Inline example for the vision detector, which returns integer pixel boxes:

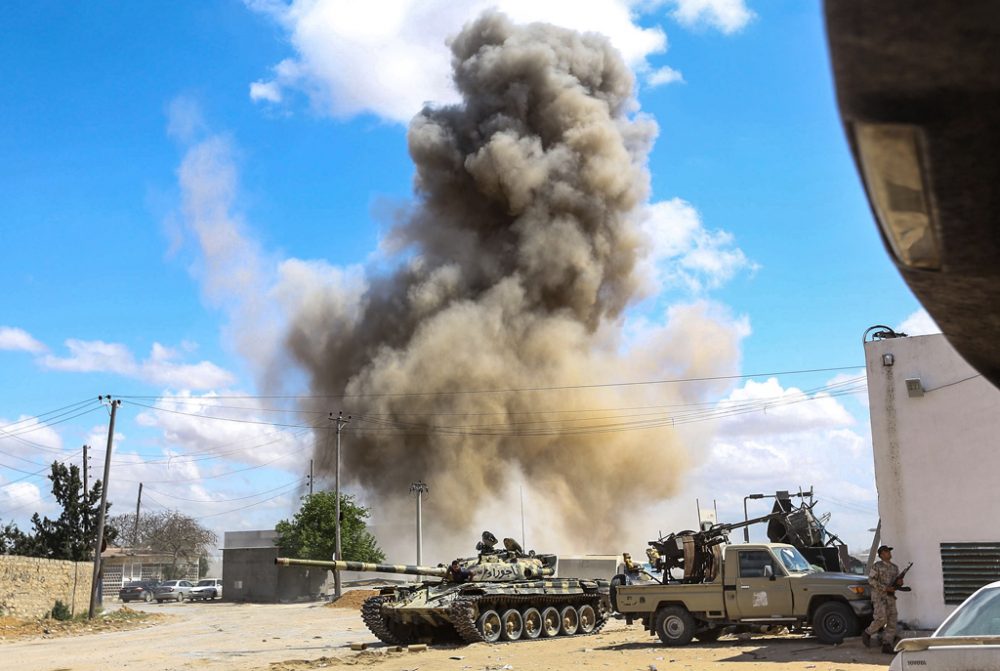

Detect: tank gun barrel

[275,557,448,577]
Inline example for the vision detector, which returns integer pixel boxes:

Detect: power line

[119,375,868,437]
[144,478,306,503]
[116,364,863,401]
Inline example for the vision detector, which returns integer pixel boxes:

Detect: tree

[275,492,384,563]
[1,462,112,560]
[0,521,33,555]
[108,510,217,577]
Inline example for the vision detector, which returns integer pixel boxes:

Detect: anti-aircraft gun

[625,512,787,585]
[763,490,859,573]
[276,532,611,645]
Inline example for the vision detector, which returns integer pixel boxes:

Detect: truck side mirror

[763,565,774,580]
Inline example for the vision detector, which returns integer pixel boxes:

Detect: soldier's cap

[877,545,893,553]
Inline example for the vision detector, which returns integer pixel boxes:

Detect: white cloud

[166,96,207,143]
[0,326,47,353]
[715,377,857,437]
[39,339,235,390]
[0,481,44,515]
[670,0,755,34]
[646,65,685,87]
[133,391,312,472]
[249,80,283,104]
[639,198,757,292]
[0,415,65,456]
[247,0,749,123]
[898,308,941,336]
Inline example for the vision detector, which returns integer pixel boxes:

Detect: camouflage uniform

[865,559,900,642]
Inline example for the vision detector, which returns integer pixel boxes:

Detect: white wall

[865,334,1000,628]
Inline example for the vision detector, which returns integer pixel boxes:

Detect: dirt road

[4,599,892,671]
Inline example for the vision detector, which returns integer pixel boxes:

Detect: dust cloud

[286,12,741,556]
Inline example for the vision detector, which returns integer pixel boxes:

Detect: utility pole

[132,483,143,552]
[410,481,429,564]
[331,412,350,598]
[89,396,120,619]
[308,459,314,496]
[82,444,89,493]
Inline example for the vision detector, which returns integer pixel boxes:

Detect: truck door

[731,549,794,619]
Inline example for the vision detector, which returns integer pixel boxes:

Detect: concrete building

[865,332,1000,629]
[222,530,327,603]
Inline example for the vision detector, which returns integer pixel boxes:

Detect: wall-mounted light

[853,123,941,271]
[905,378,924,398]
[882,353,895,367]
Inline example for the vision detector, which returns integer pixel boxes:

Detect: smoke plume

[286,13,740,553]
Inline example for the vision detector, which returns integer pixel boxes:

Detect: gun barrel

[274,557,448,577]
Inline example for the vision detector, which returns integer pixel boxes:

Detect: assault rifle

[893,562,914,592]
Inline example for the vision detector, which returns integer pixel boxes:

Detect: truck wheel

[655,606,696,646]
[609,574,626,611]
[813,601,857,644]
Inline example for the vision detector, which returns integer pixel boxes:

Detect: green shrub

[50,600,72,621]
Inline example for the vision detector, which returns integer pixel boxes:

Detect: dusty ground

[0,606,164,642]
[265,622,895,671]
[1,597,893,671]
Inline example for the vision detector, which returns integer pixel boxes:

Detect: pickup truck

[612,543,872,645]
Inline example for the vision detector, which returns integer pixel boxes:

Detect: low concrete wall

[556,555,620,580]
[0,555,93,618]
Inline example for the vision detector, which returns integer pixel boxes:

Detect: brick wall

[0,556,94,618]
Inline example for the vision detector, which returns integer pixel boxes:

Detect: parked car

[189,578,223,601]
[890,580,1000,670]
[119,580,160,603]
[153,580,194,602]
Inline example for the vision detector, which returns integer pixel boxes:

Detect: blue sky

[0,1,936,559]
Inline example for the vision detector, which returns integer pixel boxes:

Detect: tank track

[361,595,408,646]
[448,594,610,643]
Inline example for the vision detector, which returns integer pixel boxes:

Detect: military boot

[882,642,895,654]
[861,631,871,648]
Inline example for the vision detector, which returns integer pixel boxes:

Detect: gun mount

[645,512,786,584]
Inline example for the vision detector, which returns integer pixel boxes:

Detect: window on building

[940,542,1000,605]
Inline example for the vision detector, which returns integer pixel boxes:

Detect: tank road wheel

[476,609,503,643]
[577,604,597,634]
[500,609,524,641]
[813,601,857,644]
[540,606,561,637]
[521,608,543,639]
[655,606,696,646]
[559,606,579,636]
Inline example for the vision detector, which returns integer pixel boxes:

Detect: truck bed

[615,582,726,617]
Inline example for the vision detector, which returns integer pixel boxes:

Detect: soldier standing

[863,545,900,653]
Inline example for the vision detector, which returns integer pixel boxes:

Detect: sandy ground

[2,597,894,671]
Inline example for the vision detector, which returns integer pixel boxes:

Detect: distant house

[99,546,198,598]
[865,332,1000,628]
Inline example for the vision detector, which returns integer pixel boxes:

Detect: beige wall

[865,334,1000,629]
[0,555,94,618]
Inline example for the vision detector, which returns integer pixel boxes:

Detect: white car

[189,578,223,601]
[890,580,1000,670]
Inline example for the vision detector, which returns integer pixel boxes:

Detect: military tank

[275,532,611,644]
